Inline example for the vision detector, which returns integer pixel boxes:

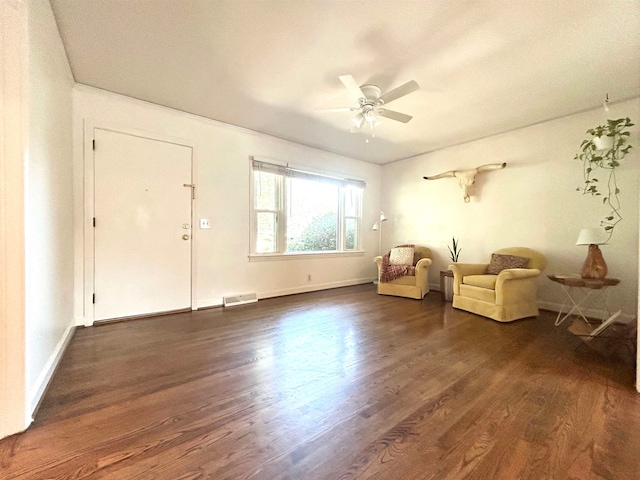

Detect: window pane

[345,218,358,250]
[256,212,277,253]
[286,178,338,252]
[344,187,360,217]
[255,171,277,210]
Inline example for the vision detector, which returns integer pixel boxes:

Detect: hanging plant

[575,117,634,240]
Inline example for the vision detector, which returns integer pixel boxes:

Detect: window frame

[249,157,365,260]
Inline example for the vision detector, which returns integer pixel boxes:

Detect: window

[251,158,364,256]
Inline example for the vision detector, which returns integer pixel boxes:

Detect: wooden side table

[547,275,621,327]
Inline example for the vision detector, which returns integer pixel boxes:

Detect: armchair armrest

[495,268,541,305]
[449,263,489,295]
[374,256,382,282]
[415,257,432,291]
[416,257,432,269]
[496,268,541,282]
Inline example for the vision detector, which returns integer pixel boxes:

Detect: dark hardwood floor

[1,284,638,479]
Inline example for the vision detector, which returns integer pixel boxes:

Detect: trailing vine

[575,117,634,241]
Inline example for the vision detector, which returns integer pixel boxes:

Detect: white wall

[382,98,640,318]
[25,0,74,411]
[24,0,75,415]
[73,86,382,322]
[0,0,75,438]
[0,0,29,438]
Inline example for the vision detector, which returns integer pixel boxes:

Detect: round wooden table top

[547,275,620,289]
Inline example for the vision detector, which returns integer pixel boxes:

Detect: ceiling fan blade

[339,75,366,102]
[379,80,420,105]
[378,109,413,123]
[317,107,357,113]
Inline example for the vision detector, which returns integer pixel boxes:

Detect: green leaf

[615,188,620,194]
[604,226,613,231]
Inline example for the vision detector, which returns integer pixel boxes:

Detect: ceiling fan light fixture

[364,109,381,128]
[326,75,420,133]
[351,112,365,129]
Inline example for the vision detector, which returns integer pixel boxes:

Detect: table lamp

[576,228,608,279]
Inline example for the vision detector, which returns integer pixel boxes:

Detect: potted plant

[440,237,461,302]
[448,236,461,262]
[575,117,634,240]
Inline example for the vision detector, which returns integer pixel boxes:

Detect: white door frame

[82,119,198,326]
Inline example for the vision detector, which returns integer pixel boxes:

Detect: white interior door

[94,129,193,321]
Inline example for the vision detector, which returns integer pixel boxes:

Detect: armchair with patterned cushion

[374,245,432,299]
[449,247,547,322]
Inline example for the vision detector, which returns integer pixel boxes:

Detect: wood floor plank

[1,284,637,479]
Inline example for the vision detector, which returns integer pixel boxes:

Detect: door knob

[182,234,190,240]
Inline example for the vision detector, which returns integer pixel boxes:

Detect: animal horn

[423,170,456,180]
[476,162,506,172]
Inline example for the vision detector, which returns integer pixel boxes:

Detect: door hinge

[92,293,95,304]
[92,139,95,151]
[93,217,96,227]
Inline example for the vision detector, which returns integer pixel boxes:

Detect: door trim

[82,119,197,326]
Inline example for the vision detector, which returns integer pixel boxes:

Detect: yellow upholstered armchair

[449,247,547,322]
[374,245,432,299]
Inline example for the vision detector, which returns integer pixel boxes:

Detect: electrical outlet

[307,274,311,282]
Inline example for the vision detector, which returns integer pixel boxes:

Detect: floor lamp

[372,211,388,256]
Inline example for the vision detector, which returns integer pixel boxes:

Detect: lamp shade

[351,113,365,129]
[372,222,379,231]
[379,211,387,222]
[576,228,608,246]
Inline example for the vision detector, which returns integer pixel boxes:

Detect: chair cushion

[463,274,498,290]
[390,246,415,266]
[486,254,528,274]
[460,284,496,303]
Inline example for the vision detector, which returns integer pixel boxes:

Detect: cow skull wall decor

[423,162,506,203]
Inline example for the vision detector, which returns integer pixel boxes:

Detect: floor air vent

[223,293,258,307]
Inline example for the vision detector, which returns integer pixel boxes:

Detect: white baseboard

[259,277,375,300]
[29,318,76,418]
[538,300,635,323]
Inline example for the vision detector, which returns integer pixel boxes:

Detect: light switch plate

[200,218,211,229]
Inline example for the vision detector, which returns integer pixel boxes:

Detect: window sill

[249,250,365,262]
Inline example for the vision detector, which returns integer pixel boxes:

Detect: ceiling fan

[322,75,420,134]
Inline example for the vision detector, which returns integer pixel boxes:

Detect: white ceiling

[50,0,640,164]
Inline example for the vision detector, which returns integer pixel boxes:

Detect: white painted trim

[28,319,76,416]
[82,120,197,326]
[538,300,635,324]
[249,250,365,262]
[258,277,375,299]
[82,118,94,326]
